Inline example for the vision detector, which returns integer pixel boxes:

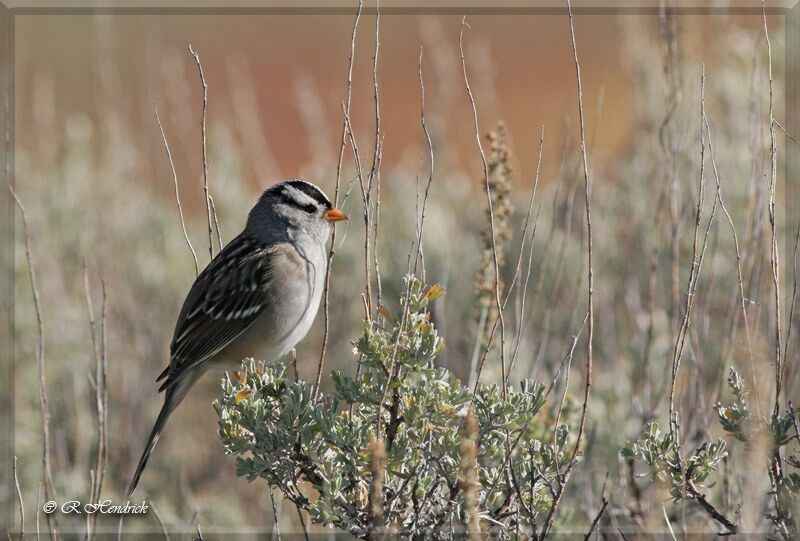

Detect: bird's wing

[158,234,290,391]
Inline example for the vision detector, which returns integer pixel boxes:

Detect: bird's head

[248,179,348,242]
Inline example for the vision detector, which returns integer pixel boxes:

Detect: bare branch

[154,102,199,276]
[506,125,545,380]
[541,1,594,534]
[295,505,310,541]
[702,109,764,419]
[370,0,383,313]
[9,185,57,538]
[761,0,782,418]
[585,497,608,540]
[83,262,108,539]
[413,46,435,280]
[774,120,800,146]
[460,16,507,393]
[686,482,738,535]
[762,3,792,535]
[188,44,216,260]
[209,195,223,250]
[668,68,708,440]
[314,0,362,402]
[13,456,24,540]
[783,222,800,383]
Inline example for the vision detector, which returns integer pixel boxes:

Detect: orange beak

[324,207,349,223]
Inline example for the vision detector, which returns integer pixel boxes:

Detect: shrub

[215,276,575,538]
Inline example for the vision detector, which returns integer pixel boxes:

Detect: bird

[127,179,348,495]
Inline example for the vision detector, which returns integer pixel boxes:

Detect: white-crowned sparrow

[127,179,347,495]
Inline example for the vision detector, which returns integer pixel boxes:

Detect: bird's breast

[211,243,326,369]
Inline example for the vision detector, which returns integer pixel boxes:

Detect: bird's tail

[127,373,199,496]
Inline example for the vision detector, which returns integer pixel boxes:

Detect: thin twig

[149,500,170,541]
[686,483,738,534]
[762,3,791,535]
[343,105,373,324]
[369,0,383,313]
[482,316,586,504]
[209,196,223,250]
[666,71,725,524]
[269,488,282,540]
[460,16,507,394]
[9,185,57,539]
[668,68,707,445]
[13,456,24,540]
[584,497,608,540]
[761,0,782,419]
[83,263,108,540]
[782,222,800,386]
[507,125,545,379]
[413,46,435,279]
[541,2,594,534]
[188,44,215,260]
[703,109,764,420]
[314,0,362,402]
[36,482,41,541]
[154,102,198,275]
[774,120,800,146]
[295,505,310,541]
[662,505,677,541]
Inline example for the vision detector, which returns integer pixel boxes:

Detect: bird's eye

[299,203,317,214]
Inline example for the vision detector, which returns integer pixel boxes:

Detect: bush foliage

[216,276,576,537]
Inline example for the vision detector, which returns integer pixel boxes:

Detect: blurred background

[8,3,795,535]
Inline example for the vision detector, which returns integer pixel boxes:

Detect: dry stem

[188,44,216,260]
[460,16,507,393]
[413,46,435,279]
[702,107,764,419]
[506,125,545,380]
[9,184,57,538]
[83,263,108,540]
[314,0,362,402]
[13,455,24,539]
[540,2,594,534]
[154,102,198,276]
[369,0,383,312]
[761,0,782,420]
